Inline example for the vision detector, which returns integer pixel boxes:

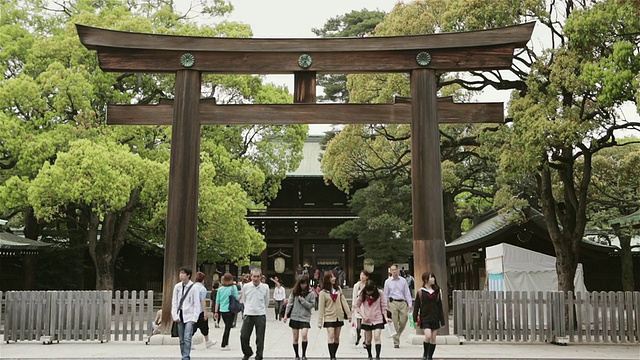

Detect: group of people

[170,265,445,360]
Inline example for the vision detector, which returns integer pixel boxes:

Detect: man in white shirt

[240,268,270,360]
[384,265,413,348]
[171,266,200,360]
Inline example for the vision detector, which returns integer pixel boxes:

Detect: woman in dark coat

[412,272,445,360]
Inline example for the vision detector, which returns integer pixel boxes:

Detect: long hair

[421,272,440,292]
[359,280,380,303]
[321,270,339,291]
[291,275,310,297]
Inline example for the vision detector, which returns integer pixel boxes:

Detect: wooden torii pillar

[77,23,534,334]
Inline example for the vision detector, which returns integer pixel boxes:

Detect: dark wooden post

[161,69,202,331]
[410,68,449,334]
[294,72,316,103]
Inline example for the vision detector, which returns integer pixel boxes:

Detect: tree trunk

[66,206,89,289]
[553,236,578,292]
[618,233,634,292]
[88,189,140,290]
[23,207,41,240]
[442,192,461,243]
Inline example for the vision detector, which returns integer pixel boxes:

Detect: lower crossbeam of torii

[77,22,534,335]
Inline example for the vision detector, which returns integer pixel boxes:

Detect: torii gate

[77,22,534,334]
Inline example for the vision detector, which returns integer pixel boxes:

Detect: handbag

[229,293,244,314]
[171,321,179,337]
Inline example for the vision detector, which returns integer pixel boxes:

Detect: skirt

[420,320,441,330]
[289,319,311,329]
[323,320,344,328]
[361,323,385,331]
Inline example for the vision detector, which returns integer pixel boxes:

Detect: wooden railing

[453,290,640,343]
[2,290,154,343]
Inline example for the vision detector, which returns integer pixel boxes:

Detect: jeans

[177,321,195,360]
[220,311,235,347]
[240,315,266,360]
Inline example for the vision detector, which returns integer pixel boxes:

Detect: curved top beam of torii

[76,22,534,74]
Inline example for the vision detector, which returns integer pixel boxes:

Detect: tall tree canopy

[0,0,306,289]
[321,0,640,290]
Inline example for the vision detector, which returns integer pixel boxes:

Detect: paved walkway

[1,313,638,359]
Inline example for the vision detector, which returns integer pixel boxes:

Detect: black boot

[429,343,437,360]
[375,344,381,359]
[293,343,299,359]
[328,343,338,360]
[365,344,372,360]
[355,331,361,345]
[422,342,430,360]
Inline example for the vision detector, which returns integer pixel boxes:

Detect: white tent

[485,243,588,293]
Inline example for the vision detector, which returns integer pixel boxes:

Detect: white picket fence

[1,290,155,343]
[453,290,640,343]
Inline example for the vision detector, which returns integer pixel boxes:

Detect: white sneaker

[206,340,215,348]
[220,346,231,351]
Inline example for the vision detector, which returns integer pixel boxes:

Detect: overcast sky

[225,0,639,135]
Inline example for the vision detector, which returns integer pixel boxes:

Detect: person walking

[283,276,316,360]
[354,280,389,360]
[273,279,286,320]
[351,269,369,346]
[413,272,445,360]
[171,265,200,360]
[317,270,351,360]
[210,281,220,328]
[240,268,270,360]
[214,273,240,350]
[192,272,214,348]
[383,265,413,348]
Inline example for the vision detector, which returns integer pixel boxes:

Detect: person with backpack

[406,272,415,296]
[214,273,240,350]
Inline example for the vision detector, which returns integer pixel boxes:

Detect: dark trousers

[220,311,234,347]
[274,300,284,319]
[240,315,266,360]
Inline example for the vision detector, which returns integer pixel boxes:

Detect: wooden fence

[2,290,154,343]
[453,290,640,343]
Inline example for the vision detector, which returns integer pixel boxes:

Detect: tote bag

[229,294,244,314]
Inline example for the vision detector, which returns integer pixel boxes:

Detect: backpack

[229,293,244,314]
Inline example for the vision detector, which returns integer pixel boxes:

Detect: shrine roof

[0,231,50,254]
[287,136,324,177]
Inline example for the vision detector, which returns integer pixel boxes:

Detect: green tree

[311,9,387,102]
[320,2,500,264]
[495,0,640,292]
[587,139,640,291]
[0,0,305,289]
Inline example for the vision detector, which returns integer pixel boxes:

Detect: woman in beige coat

[317,270,351,360]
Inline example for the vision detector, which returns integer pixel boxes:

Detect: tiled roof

[286,136,323,177]
[610,210,640,228]
[446,210,519,251]
[0,231,50,251]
